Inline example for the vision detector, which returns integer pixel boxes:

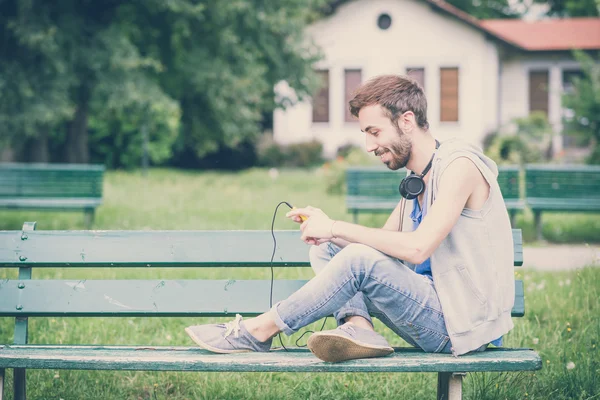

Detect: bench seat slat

[0,279,525,317]
[0,230,524,267]
[0,345,542,373]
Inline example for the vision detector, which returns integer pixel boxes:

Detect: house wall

[273,0,501,157]
[500,52,584,154]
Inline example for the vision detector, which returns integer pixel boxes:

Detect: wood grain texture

[0,345,542,373]
[0,229,523,267]
[0,279,525,317]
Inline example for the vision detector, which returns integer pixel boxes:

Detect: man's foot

[307,323,394,362]
[185,314,272,354]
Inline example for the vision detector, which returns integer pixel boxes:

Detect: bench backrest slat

[525,164,600,199]
[346,165,522,205]
[0,163,104,199]
[0,230,523,267]
[0,278,526,318]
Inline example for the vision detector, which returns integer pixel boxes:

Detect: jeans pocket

[404,322,451,353]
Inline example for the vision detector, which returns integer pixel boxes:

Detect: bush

[485,112,553,165]
[257,139,323,168]
[324,144,378,194]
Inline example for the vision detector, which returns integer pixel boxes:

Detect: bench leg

[509,210,516,227]
[353,211,358,224]
[437,372,464,400]
[533,210,542,241]
[0,368,4,400]
[13,369,25,400]
[84,209,95,229]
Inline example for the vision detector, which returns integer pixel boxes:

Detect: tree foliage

[533,0,599,17]
[562,51,600,164]
[0,0,326,168]
[446,0,522,19]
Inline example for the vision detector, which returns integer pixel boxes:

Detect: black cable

[270,202,292,351]
[270,201,329,350]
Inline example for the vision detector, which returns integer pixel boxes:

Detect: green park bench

[0,223,540,400]
[525,164,600,240]
[0,163,105,229]
[346,165,523,225]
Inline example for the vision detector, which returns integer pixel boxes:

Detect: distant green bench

[0,163,105,229]
[0,223,540,400]
[525,164,600,240]
[346,165,523,225]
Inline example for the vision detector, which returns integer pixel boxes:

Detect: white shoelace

[223,314,243,339]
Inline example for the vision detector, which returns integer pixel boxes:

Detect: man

[185,74,515,362]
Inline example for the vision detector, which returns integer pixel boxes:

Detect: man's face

[358,104,412,170]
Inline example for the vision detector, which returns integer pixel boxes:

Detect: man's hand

[286,206,337,245]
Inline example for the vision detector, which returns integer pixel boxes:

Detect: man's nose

[365,135,377,153]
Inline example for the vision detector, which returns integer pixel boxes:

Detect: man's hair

[349,75,429,131]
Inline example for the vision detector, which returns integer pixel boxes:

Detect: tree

[130,0,327,166]
[0,0,179,164]
[1,0,327,167]
[533,0,599,17]
[446,0,522,19]
[0,0,73,162]
[562,51,600,164]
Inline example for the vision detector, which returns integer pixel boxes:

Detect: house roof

[480,18,600,51]
[324,0,600,52]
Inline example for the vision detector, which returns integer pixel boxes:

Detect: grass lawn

[0,167,599,399]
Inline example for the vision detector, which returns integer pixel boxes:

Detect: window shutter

[312,70,330,123]
[440,68,459,122]
[529,70,549,115]
[407,68,425,90]
[344,69,362,122]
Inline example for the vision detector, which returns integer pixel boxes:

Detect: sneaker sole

[184,327,251,354]
[307,331,394,363]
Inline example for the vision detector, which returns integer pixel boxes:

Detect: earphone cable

[270,201,329,350]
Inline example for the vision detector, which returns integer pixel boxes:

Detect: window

[344,69,362,122]
[406,68,425,90]
[440,68,459,122]
[312,70,329,123]
[377,13,392,30]
[529,70,549,115]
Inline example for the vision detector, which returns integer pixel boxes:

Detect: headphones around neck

[399,139,440,200]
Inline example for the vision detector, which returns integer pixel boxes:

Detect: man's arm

[293,158,482,264]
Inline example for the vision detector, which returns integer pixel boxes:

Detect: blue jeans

[269,242,457,353]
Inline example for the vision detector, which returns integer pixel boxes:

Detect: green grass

[0,167,599,399]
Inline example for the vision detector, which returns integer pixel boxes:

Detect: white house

[273,0,600,158]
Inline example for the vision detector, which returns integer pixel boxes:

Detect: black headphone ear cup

[399,175,424,200]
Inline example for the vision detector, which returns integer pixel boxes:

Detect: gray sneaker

[185,314,272,354]
[307,323,394,362]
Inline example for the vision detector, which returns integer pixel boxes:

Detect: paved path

[522,244,600,271]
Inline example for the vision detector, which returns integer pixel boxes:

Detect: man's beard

[381,129,412,170]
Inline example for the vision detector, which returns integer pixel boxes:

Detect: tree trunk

[27,129,50,162]
[66,86,90,164]
[0,146,15,162]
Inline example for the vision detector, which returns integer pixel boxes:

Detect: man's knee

[338,243,383,261]
[309,243,332,273]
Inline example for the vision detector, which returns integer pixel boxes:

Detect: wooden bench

[0,163,105,229]
[525,164,600,240]
[0,223,541,400]
[346,165,524,225]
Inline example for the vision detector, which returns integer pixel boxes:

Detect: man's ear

[399,111,416,133]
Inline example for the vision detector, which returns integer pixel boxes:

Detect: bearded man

[185,74,515,362]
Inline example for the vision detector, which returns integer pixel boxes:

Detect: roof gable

[324,0,600,51]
